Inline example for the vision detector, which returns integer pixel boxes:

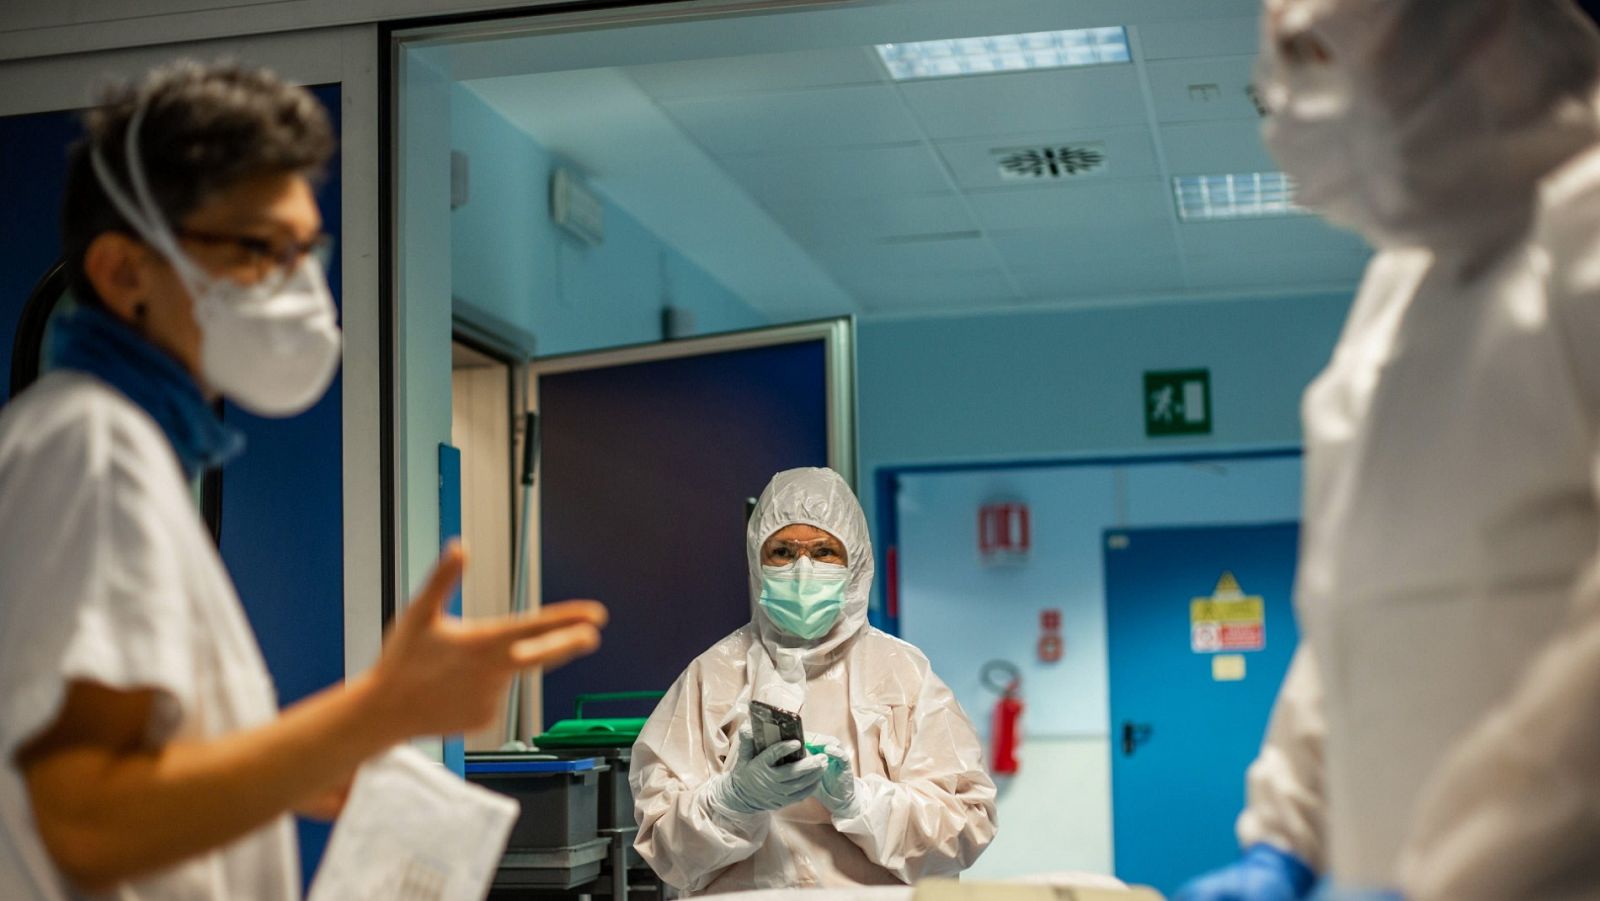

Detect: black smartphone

[750,700,805,766]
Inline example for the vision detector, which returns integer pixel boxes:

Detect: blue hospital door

[1104,522,1300,895]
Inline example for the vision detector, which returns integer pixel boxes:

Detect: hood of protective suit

[746,468,874,694]
[1258,0,1600,250]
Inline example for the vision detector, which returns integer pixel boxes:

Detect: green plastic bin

[534,691,665,750]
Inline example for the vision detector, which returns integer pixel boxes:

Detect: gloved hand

[808,733,862,819]
[1174,844,1318,901]
[706,730,827,818]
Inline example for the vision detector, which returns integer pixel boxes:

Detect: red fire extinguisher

[981,661,1024,776]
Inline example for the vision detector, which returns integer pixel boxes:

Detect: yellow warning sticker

[1213,571,1243,596]
[1190,599,1265,623]
[1191,571,1267,653]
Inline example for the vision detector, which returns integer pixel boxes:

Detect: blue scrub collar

[50,304,244,478]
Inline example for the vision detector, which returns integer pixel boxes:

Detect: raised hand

[368,543,608,740]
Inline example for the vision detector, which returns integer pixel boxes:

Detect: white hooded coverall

[1235,0,1600,890]
[631,468,997,894]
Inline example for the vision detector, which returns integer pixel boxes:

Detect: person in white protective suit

[1175,1,1600,898]
[631,467,997,894]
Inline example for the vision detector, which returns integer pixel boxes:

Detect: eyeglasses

[176,228,334,290]
[762,537,848,565]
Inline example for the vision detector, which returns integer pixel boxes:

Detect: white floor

[965,736,1115,881]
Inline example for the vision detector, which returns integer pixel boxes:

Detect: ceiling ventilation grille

[994,144,1108,181]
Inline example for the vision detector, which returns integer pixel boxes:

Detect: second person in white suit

[1178,0,1600,897]
[631,467,997,894]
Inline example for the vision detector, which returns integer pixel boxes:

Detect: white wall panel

[663,83,925,154]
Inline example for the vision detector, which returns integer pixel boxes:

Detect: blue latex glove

[706,730,827,817]
[1309,887,1401,901]
[1175,844,1318,901]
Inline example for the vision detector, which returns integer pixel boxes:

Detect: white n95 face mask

[90,103,342,418]
[177,251,341,417]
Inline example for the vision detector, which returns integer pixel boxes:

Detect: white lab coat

[631,468,997,894]
[1390,148,1600,901]
[0,372,298,900]
[1238,148,1600,886]
[1233,0,1600,888]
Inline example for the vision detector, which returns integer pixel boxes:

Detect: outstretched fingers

[506,623,603,671]
[488,600,609,646]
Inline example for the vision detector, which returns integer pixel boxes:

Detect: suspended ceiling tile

[987,221,1178,273]
[1136,0,1261,22]
[661,84,924,155]
[716,143,953,209]
[850,269,1020,312]
[896,66,1149,140]
[967,178,1172,233]
[1159,119,1274,175]
[625,47,887,100]
[775,193,979,247]
[1011,252,1187,299]
[1144,55,1260,124]
[814,235,1002,283]
[1137,16,1260,60]
[1185,250,1370,292]
[1178,216,1369,258]
[934,125,1159,190]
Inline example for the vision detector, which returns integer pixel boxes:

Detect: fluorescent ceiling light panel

[876,27,1131,80]
[1174,172,1303,221]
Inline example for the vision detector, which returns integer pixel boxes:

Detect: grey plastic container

[542,748,634,829]
[543,746,644,870]
[492,838,611,891]
[467,760,604,850]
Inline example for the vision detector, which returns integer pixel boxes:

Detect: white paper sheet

[308,746,519,901]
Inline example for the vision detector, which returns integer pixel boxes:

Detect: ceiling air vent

[993,143,1107,181]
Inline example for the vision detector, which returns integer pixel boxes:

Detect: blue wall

[450,84,765,356]
[0,109,81,404]
[895,454,1304,880]
[899,455,1304,739]
[855,293,1355,529]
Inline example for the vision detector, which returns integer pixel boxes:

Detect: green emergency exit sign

[1145,369,1212,437]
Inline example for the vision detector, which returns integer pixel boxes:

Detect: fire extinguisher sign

[1190,571,1266,653]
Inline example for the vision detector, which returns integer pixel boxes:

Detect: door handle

[1122,720,1153,757]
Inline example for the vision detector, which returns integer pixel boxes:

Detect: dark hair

[60,59,335,306]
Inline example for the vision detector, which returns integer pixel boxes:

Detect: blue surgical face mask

[759,557,849,640]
